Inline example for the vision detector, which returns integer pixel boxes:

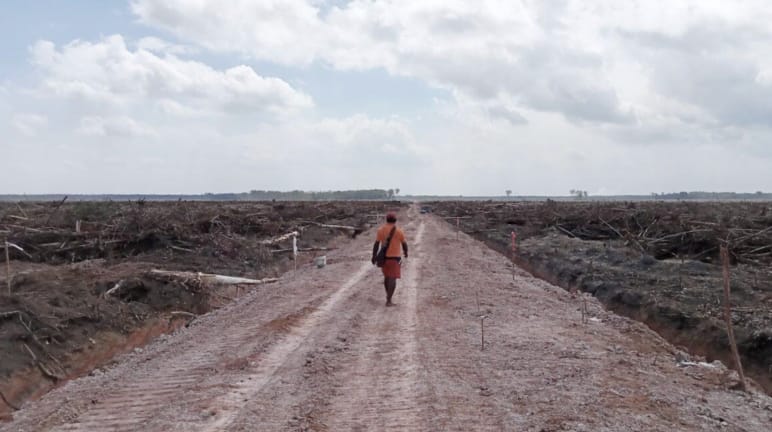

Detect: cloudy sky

[3,0,772,196]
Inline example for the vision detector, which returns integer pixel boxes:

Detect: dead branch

[270,247,334,254]
[598,217,624,239]
[169,311,196,319]
[22,343,63,382]
[149,269,278,286]
[301,221,357,231]
[43,196,68,225]
[15,202,28,218]
[168,245,194,253]
[260,231,299,245]
[0,310,23,320]
[554,225,577,238]
[169,311,197,325]
[645,229,713,244]
[732,226,772,245]
[104,280,125,298]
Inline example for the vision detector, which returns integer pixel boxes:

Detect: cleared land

[0,200,400,417]
[430,200,772,394]
[2,205,771,431]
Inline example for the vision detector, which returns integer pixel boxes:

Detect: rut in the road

[200,261,373,431]
[4,207,772,432]
[322,222,425,431]
[2,217,389,432]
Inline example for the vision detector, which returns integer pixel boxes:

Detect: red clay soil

[2,205,770,431]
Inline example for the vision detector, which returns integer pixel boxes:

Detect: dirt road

[3,207,771,431]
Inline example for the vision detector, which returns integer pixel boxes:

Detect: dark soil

[430,200,772,394]
[0,200,403,417]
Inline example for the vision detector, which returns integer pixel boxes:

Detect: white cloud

[312,115,417,153]
[12,113,48,136]
[136,36,196,55]
[131,0,324,65]
[29,35,313,116]
[77,116,154,137]
[486,105,528,126]
[131,0,772,132]
[4,1,772,195]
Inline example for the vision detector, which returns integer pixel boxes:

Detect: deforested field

[0,200,403,418]
[430,200,772,394]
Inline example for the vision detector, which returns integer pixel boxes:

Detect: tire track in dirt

[2,230,381,432]
[51,310,278,432]
[217,211,422,431]
[6,206,772,431]
[196,261,373,431]
[321,221,425,431]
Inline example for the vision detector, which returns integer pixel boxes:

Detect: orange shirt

[376,223,406,257]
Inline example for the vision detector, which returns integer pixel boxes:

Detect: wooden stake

[480,316,486,351]
[511,232,517,281]
[720,245,747,392]
[4,238,10,296]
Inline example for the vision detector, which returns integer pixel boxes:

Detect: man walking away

[371,211,408,306]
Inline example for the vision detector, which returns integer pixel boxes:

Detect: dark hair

[386,215,397,223]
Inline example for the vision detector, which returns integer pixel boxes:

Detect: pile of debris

[0,200,390,271]
[437,200,772,266]
[0,199,401,417]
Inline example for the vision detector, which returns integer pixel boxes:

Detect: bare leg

[385,278,397,306]
[384,278,390,305]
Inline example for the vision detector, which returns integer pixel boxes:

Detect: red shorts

[381,258,401,279]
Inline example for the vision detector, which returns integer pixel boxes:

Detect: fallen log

[168,245,194,253]
[270,247,334,254]
[149,269,278,286]
[300,221,359,231]
[15,203,28,219]
[22,343,64,382]
[260,231,298,245]
[103,280,125,298]
[554,224,577,238]
[0,310,24,320]
[169,311,196,319]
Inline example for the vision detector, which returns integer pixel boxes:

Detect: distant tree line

[0,189,400,202]
[651,191,771,200]
[244,189,398,200]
